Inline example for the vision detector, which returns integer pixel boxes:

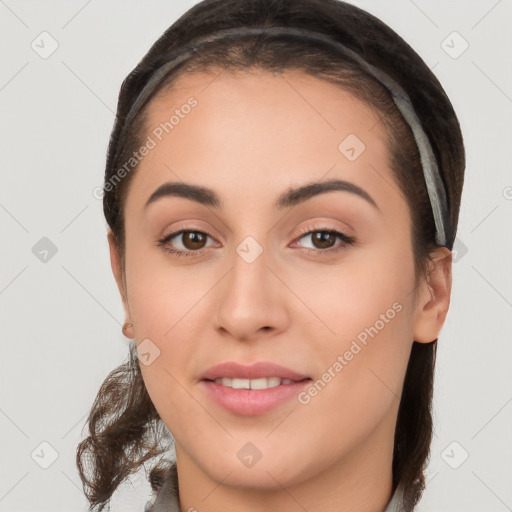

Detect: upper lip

[200,361,311,381]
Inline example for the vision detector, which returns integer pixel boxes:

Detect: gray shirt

[143,464,406,512]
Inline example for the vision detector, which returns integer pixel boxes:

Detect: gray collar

[144,465,407,512]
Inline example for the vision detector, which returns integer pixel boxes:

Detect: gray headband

[118,26,449,247]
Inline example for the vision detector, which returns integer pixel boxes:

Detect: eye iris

[183,231,206,250]
[312,231,335,249]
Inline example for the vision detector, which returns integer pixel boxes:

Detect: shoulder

[384,482,408,512]
[143,464,180,512]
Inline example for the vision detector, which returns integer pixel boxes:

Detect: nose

[213,243,290,342]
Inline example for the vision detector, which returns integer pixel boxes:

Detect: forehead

[147,67,383,137]
[127,68,395,209]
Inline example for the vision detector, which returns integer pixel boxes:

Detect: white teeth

[232,378,250,389]
[250,378,269,390]
[267,377,281,388]
[213,377,296,389]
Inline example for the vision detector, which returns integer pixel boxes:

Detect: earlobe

[413,248,452,344]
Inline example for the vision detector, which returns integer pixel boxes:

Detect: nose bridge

[213,234,288,339]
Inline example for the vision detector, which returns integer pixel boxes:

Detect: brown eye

[310,231,337,249]
[158,229,216,258]
[295,228,355,256]
[180,231,208,250]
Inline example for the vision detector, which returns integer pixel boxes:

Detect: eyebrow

[144,179,378,211]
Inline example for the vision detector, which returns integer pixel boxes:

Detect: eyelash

[157,224,355,259]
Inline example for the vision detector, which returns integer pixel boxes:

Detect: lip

[200,361,310,381]
[199,361,312,416]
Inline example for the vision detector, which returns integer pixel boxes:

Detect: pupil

[184,232,205,249]
[313,232,334,249]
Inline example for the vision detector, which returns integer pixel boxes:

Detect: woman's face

[111,69,444,493]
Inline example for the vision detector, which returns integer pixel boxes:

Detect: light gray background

[0,1,511,511]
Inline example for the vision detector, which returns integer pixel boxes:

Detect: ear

[107,230,133,333]
[413,247,452,343]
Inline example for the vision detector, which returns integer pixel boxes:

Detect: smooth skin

[108,69,451,512]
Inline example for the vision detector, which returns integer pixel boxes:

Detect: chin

[201,448,313,490]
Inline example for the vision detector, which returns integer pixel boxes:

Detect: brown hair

[76,0,465,510]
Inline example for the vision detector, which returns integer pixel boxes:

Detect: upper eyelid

[162,223,348,237]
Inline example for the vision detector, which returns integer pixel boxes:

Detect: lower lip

[200,379,312,416]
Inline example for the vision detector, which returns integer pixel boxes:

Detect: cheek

[288,240,416,348]
[287,244,416,416]
[123,240,211,339]
[121,241,201,400]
